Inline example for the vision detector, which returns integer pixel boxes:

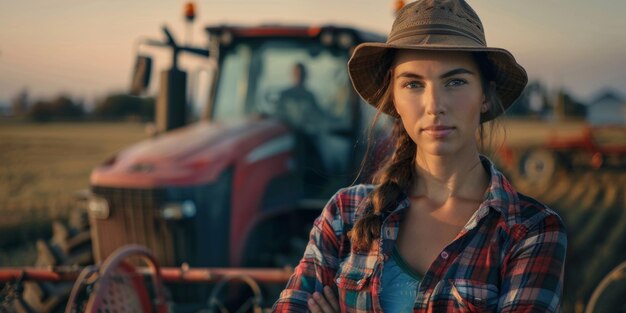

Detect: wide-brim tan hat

[348,0,528,122]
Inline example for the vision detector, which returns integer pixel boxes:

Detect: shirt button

[440,251,449,259]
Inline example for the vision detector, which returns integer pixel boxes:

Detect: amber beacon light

[394,0,406,14]
[184,2,196,22]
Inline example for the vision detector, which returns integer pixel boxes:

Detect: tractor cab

[206,26,385,188]
[131,25,387,196]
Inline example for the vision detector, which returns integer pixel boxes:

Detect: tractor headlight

[88,196,110,219]
[159,200,197,220]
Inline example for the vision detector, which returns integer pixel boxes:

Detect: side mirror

[130,55,152,95]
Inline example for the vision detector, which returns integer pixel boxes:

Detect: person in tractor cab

[276,62,329,194]
[273,0,567,312]
[277,62,326,131]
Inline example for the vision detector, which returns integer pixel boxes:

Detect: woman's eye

[446,79,467,87]
[403,81,422,89]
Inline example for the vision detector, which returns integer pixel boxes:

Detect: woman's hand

[307,286,340,313]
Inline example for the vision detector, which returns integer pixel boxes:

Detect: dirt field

[0,121,147,263]
[504,164,626,313]
[492,119,626,313]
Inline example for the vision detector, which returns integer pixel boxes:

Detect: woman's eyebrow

[395,68,475,80]
[395,72,423,80]
[440,68,475,79]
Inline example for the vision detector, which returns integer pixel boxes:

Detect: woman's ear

[481,81,496,113]
[481,100,489,113]
[480,92,489,113]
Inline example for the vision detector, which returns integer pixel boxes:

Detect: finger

[312,291,334,313]
[323,286,340,312]
[308,297,322,313]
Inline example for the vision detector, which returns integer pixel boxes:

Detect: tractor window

[212,39,352,132]
[213,44,251,121]
[212,39,355,177]
[251,41,351,132]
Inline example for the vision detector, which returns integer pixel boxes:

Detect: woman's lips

[422,126,455,138]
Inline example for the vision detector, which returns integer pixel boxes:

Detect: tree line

[9,90,155,122]
[8,80,589,123]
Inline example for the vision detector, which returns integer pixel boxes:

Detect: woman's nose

[425,86,445,116]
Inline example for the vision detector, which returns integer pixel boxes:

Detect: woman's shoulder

[322,184,376,226]
[488,180,566,247]
[482,156,566,236]
[334,184,377,202]
[514,192,566,234]
[495,176,566,240]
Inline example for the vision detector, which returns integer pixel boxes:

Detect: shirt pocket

[431,279,499,313]
[334,265,370,290]
[333,254,375,291]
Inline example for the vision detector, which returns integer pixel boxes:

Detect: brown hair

[349,51,502,252]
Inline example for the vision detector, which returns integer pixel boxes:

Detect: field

[0,121,147,264]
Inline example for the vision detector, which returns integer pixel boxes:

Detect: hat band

[388,24,485,46]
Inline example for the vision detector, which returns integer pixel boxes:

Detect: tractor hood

[90,117,290,188]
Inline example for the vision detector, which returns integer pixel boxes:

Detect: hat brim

[348,42,528,122]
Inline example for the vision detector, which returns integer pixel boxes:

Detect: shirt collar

[479,155,520,227]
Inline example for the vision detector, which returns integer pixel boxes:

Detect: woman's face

[392,50,487,158]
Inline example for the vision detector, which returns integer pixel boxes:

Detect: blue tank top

[380,247,422,312]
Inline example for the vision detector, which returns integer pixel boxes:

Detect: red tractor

[5,23,390,312]
[87,23,387,268]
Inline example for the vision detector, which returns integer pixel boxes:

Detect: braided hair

[349,119,416,251]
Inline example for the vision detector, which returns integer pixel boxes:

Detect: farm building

[586,90,626,125]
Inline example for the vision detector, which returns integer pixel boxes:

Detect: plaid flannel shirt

[272,157,567,312]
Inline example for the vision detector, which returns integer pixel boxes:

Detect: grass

[0,120,147,264]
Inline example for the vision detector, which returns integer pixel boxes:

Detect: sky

[1,0,625,107]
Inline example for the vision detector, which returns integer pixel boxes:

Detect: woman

[273,0,567,312]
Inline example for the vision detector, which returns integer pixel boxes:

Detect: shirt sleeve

[498,212,567,313]
[272,191,345,312]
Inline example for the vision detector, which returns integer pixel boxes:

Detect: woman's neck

[412,150,489,206]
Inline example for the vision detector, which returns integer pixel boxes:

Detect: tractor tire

[242,210,318,269]
[584,261,626,313]
[517,148,559,185]
[13,210,93,313]
[241,210,318,308]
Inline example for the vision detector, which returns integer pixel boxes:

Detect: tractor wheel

[14,209,93,313]
[584,261,626,313]
[517,148,559,185]
[241,210,318,308]
[242,210,318,269]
